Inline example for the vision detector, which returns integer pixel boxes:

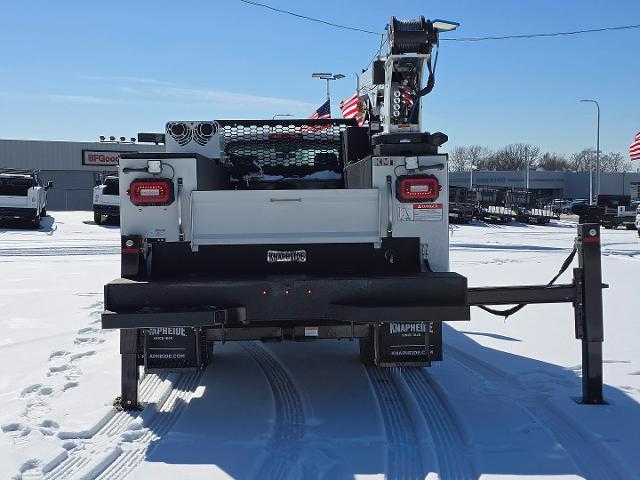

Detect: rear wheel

[93,212,103,225]
[625,224,636,231]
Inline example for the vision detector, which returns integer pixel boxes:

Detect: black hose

[477,240,578,319]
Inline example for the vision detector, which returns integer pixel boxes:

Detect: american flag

[301,100,331,132]
[340,93,366,126]
[630,132,640,161]
[308,99,331,120]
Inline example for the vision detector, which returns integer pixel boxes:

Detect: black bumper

[102,273,470,329]
[93,204,120,216]
[0,207,38,219]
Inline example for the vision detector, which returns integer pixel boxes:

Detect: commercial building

[0,139,163,210]
[2,137,638,209]
[450,170,640,200]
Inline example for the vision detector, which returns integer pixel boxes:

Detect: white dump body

[118,119,451,272]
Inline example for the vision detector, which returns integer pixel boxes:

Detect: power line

[236,0,640,43]
[236,0,379,35]
[442,23,640,42]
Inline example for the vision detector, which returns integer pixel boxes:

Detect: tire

[93,212,103,225]
[31,216,40,229]
[625,225,636,231]
[359,326,376,367]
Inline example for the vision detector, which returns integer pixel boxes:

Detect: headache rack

[217,119,357,178]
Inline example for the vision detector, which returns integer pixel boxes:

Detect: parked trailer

[101,16,608,410]
[448,185,475,224]
[474,186,514,223]
[508,190,557,225]
[596,194,636,230]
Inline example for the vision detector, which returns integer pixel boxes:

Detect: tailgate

[0,195,29,207]
[97,194,120,206]
[190,189,381,246]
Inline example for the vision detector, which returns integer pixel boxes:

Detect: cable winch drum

[389,16,436,54]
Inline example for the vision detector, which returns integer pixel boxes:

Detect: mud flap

[142,327,209,371]
[374,322,441,367]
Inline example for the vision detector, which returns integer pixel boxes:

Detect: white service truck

[93,174,120,224]
[0,169,52,227]
[102,17,469,408]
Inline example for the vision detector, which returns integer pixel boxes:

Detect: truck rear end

[102,120,469,407]
[0,169,49,227]
[93,175,120,224]
[101,16,471,409]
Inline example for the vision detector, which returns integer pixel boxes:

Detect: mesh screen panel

[217,119,355,177]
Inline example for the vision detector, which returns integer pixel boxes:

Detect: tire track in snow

[244,342,306,480]
[366,367,424,479]
[95,370,203,480]
[446,344,628,480]
[398,368,477,479]
[43,372,167,480]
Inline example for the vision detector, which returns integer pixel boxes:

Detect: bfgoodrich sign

[82,150,128,166]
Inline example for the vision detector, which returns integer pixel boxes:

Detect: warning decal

[398,203,443,221]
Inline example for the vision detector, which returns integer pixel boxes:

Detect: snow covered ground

[0,212,638,479]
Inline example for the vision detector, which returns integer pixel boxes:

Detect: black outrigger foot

[119,329,140,410]
[574,223,605,404]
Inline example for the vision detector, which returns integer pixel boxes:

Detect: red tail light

[396,175,441,202]
[128,179,174,206]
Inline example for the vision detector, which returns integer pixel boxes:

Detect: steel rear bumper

[0,207,38,218]
[93,204,120,216]
[101,272,470,329]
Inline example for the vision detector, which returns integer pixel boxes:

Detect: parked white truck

[93,174,120,224]
[0,169,52,227]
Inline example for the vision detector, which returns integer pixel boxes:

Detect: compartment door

[190,189,381,246]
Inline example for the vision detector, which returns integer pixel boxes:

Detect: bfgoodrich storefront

[0,139,163,210]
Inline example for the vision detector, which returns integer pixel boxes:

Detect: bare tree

[484,144,540,171]
[600,152,631,172]
[569,148,595,172]
[450,145,630,173]
[538,152,570,171]
[467,145,492,170]
[448,146,468,172]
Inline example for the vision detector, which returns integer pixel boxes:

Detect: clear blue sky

[0,0,638,157]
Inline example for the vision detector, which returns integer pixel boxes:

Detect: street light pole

[580,99,600,204]
[525,145,529,192]
[312,73,345,106]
